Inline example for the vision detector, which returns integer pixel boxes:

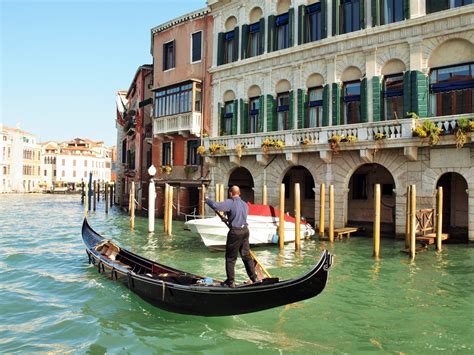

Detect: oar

[208,204,272,279]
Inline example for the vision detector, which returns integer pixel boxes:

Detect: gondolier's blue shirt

[206,196,248,228]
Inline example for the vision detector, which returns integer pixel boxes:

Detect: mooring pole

[410,184,416,260]
[130,181,135,230]
[200,184,206,217]
[262,185,267,205]
[105,182,109,214]
[319,183,325,239]
[436,186,443,252]
[97,180,100,202]
[215,183,220,202]
[84,183,89,217]
[88,173,92,211]
[329,185,334,243]
[279,183,285,250]
[220,184,225,202]
[110,183,113,207]
[81,179,84,204]
[93,181,97,211]
[405,185,411,249]
[167,185,173,236]
[164,183,169,233]
[295,183,301,252]
[374,184,381,258]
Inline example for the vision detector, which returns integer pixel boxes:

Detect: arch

[428,38,474,69]
[223,90,235,102]
[248,85,261,98]
[306,73,325,88]
[281,165,316,225]
[381,59,406,76]
[276,79,291,93]
[228,167,255,203]
[277,0,291,15]
[436,172,469,242]
[224,16,237,32]
[347,163,396,234]
[341,66,363,82]
[249,7,263,23]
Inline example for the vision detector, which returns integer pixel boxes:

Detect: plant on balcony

[406,112,419,119]
[374,133,386,140]
[184,165,198,176]
[197,145,206,155]
[329,134,343,152]
[235,144,245,158]
[274,140,285,149]
[261,139,285,153]
[413,120,442,146]
[209,143,226,155]
[454,118,472,149]
[161,165,172,175]
[345,135,358,143]
[301,138,312,145]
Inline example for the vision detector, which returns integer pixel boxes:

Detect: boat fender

[271,234,279,244]
[162,281,166,301]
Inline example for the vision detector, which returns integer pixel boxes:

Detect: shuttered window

[187,140,200,166]
[427,0,472,13]
[191,32,202,63]
[276,13,290,50]
[249,97,260,133]
[307,87,323,127]
[248,22,261,58]
[223,101,234,135]
[383,74,404,120]
[380,0,404,24]
[163,40,175,71]
[277,92,290,130]
[342,81,361,124]
[306,3,322,42]
[162,143,171,166]
[223,31,235,64]
[340,0,361,34]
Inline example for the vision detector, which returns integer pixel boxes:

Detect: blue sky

[1,0,207,146]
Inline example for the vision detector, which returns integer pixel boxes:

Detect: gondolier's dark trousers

[225,226,257,283]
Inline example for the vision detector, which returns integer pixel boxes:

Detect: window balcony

[153,112,202,137]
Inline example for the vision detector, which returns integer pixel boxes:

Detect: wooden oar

[208,203,272,279]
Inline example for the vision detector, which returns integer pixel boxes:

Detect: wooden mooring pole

[93,181,97,211]
[262,185,267,205]
[130,181,135,230]
[405,185,411,249]
[84,183,89,217]
[215,183,220,202]
[220,184,225,202]
[373,184,381,258]
[436,186,443,252]
[329,185,334,243]
[279,183,285,250]
[148,178,156,233]
[81,180,84,204]
[410,184,416,260]
[295,183,301,252]
[167,185,173,236]
[105,182,109,214]
[200,184,206,217]
[164,184,169,233]
[110,183,114,207]
[88,173,92,211]
[319,183,325,239]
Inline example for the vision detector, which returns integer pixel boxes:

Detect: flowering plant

[161,165,172,175]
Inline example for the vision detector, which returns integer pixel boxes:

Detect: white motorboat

[185,203,315,249]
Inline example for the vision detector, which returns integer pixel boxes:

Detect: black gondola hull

[82,219,332,316]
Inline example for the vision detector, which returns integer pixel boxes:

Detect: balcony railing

[153,112,201,137]
[204,114,474,154]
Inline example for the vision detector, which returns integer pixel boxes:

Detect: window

[224,31,235,64]
[73,171,76,178]
[343,81,361,124]
[430,63,474,116]
[162,142,172,166]
[307,87,323,127]
[62,171,65,177]
[121,140,127,164]
[155,82,193,117]
[276,13,290,50]
[194,84,202,112]
[187,140,201,166]
[381,0,404,24]
[427,0,472,13]
[84,171,87,178]
[73,159,76,166]
[62,159,65,166]
[248,22,261,58]
[340,0,361,34]
[277,92,290,130]
[383,74,404,120]
[191,32,202,63]
[84,160,88,167]
[223,101,234,135]
[352,174,367,200]
[163,40,175,70]
[248,97,260,133]
[306,3,322,42]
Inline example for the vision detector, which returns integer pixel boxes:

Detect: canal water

[0,194,472,353]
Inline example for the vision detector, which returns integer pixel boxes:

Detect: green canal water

[0,194,473,353]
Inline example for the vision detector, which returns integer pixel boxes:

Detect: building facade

[0,124,42,193]
[150,8,214,217]
[205,0,474,241]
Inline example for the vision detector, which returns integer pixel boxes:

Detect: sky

[1,0,207,146]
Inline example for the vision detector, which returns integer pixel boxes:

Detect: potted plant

[209,143,225,155]
[454,117,472,149]
[161,165,172,175]
[412,119,442,145]
[345,134,357,143]
[197,145,206,155]
[184,165,198,176]
[301,138,311,145]
[329,134,343,152]
[235,144,245,158]
[261,138,274,153]
[374,133,386,140]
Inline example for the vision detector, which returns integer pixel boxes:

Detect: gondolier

[206,185,258,287]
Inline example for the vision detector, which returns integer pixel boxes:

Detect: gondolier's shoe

[220,280,236,288]
[251,275,259,283]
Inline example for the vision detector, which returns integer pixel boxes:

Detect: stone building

[204,0,474,241]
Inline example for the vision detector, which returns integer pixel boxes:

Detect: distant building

[0,124,42,193]
[115,90,128,206]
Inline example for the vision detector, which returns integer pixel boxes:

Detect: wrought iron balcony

[153,112,202,137]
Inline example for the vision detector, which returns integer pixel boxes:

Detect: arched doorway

[282,166,315,225]
[436,173,468,242]
[348,164,396,235]
[228,167,254,203]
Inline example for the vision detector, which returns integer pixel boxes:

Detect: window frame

[248,96,261,133]
[277,92,291,131]
[305,3,322,43]
[191,31,202,64]
[223,101,234,135]
[307,86,324,128]
[186,140,201,166]
[342,80,362,125]
[163,40,176,71]
[383,73,404,120]
[340,0,361,34]
[247,21,261,58]
[154,82,194,118]
[162,142,172,166]
[276,12,290,50]
[223,30,235,64]
[380,0,404,25]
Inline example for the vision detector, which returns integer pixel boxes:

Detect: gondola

[82,218,333,317]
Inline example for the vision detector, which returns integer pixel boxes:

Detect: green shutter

[298,5,305,45]
[411,71,429,118]
[372,0,380,26]
[288,8,295,47]
[218,103,224,135]
[266,94,275,132]
[244,101,249,134]
[233,26,239,62]
[232,100,238,134]
[322,84,330,126]
[241,24,249,60]
[372,76,382,121]
[268,15,275,53]
[297,89,304,129]
[217,32,224,66]
[403,71,411,117]
[403,0,410,20]
[321,0,327,39]
[239,99,244,134]
[360,78,368,123]
[360,0,366,29]
[289,90,294,130]
[333,0,340,36]
[258,95,264,133]
[304,91,309,127]
[259,18,265,55]
[332,83,341,126]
